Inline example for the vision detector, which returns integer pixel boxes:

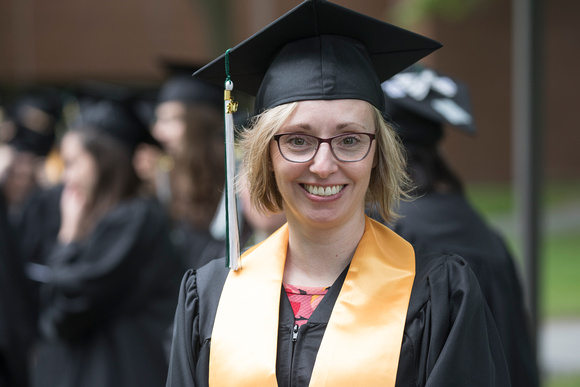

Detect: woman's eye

[342,136,358,145]
[286,136,309,146]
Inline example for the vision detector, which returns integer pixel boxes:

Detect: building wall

[0,0,211,84]
[0,0,578,181]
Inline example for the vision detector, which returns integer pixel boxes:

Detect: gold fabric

[209,216,415,386]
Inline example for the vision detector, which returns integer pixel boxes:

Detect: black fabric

[16,184,63,266]
[34,196,185,387]
[5,90,62,156]
[166,249,510,386]
[385,107,444,145]
[387,192,539,387]
[0,190,36,387]
[194,0,441,114]
[77,98,160,152]
[158,74,223,110]
[8,124,56,157]
[170,218,254,271]
[12,184,63,329]
[255,35,385,113]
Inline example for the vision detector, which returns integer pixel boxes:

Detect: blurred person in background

[0,91,64,387]
[371,65,539,387]
[239,172,287,246]
[152,64,252,269]
[0,90,63,219]
[31,95,184,387]
[0,145,37,387]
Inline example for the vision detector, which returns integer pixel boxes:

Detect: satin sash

[209,216,415,386]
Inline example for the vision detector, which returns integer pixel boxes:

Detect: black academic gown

[0,190,36,387]
[15,184,63,266]
[166,249,511,386]
[390,192,538,387]
[172,218,253,271]
[36,196,185,387]
[12,184,63,332]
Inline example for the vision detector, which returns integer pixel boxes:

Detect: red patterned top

[283,283,330,326]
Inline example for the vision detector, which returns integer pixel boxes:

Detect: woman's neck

[283,214,366,287]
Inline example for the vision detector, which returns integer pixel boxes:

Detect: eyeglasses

[273,132,376,163]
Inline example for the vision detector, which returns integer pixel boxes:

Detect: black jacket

[167,249,510,386]
[391,192,538,387]
[36,196,185,387]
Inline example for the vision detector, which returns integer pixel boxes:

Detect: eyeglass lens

[276,133,373,162]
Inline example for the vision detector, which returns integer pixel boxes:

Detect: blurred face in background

[60,131,98,199]
[153,101,187,155]
[0,148,38,207]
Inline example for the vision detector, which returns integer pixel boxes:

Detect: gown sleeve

[396,252,511,387]
[166,269,199,386]
[39,199,172,341]
[166,257,229,387]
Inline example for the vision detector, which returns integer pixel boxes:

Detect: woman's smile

[302,184,345,197]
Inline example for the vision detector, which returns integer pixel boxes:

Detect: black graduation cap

[158,60,223,109]
[381,64,476,145]
[193,0,442,115]
[6,91,63,156]
[74,82,161,152]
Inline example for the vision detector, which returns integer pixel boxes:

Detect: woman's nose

[309,143,338,178]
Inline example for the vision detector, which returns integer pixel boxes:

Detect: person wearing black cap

[152,65,238,269]
[0,91,64,387]
[31,97,185,387]
[0,90,63,217]
[166,1,510,386]
[373,64,539,387]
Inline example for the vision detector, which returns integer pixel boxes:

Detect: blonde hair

[237,101,410,224]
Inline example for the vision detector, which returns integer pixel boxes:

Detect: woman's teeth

[304,184,344,197]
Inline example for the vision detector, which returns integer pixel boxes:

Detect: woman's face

[152,101,187,155]
[269,99,377,229]
[60,132,98,197]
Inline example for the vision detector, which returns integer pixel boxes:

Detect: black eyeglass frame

[272,132,376,163]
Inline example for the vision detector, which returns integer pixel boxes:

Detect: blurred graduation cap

[157,60,224,110]
[381,64,476,145]
[73,81,161,153]
[194,0,442,115]
[7,90,63,157]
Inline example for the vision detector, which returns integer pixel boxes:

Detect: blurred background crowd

[0,0,578,386]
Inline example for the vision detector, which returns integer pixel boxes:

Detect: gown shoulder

[396,247,511,386]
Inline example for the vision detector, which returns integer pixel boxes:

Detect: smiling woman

[165,1,511,386]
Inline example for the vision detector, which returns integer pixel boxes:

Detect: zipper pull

[292,324,299,342]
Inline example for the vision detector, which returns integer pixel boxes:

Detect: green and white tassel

[224,49,241,270]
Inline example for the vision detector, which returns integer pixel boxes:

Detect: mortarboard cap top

[158,60,223,109]
[381,64,476,145]
[194,0,442,115]
[6,90,63,156]
[74,83,161,152]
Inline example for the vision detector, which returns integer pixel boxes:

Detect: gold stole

[209,216,415,386]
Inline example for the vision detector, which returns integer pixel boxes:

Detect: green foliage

[465,179,580,318]
[542,231,580,317]
[544,373,580,387]
[465,182,514,217]
[392,0,489,27]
